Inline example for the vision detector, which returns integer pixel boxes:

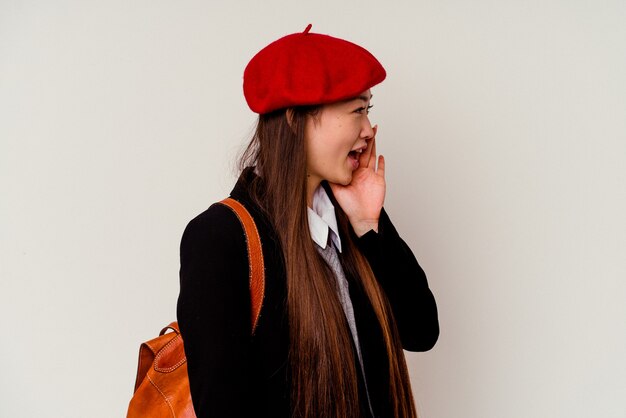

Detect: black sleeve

[356,207,439,352]
[176,203,253,417]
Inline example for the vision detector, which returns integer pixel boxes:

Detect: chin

[325,169,352,186]
[338,172,353,186]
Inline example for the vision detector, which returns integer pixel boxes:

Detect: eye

[354,105,374,115]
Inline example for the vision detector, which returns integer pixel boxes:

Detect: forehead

[325,90,373,110]
[344,90,373,104]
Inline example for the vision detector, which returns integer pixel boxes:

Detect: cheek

[321,137,348,164]
[307,127,336,158]
[304,119,354,174]
[310,142,337,172]
[304,133,331,175]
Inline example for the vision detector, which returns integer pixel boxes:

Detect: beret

[243,24,386,114]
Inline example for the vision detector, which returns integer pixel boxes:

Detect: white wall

[1,1,624,417]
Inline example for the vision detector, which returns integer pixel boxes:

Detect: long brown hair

[238,107,417,418]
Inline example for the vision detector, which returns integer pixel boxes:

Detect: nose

[360,116,374,139]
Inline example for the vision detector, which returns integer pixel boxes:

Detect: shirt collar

[307,184,342,253]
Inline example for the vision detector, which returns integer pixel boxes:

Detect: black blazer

[177,167,439,418]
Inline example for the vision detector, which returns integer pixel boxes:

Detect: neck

[306,174,322,208]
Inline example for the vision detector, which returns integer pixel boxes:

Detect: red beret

[243,24,386,114]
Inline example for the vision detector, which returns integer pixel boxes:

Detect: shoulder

[180,202,247,259]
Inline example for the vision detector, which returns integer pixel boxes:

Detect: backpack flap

[133,326,184,392]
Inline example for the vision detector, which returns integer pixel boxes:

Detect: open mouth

[348,147,365,158]
[347,149,362,169]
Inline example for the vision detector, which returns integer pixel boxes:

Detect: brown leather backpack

[126,197,265,418]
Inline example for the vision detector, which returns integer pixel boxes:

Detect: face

[304,90,374,186]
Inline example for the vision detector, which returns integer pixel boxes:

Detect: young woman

[177,25,439,418]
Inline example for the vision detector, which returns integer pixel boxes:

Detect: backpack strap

[218,197,265,334]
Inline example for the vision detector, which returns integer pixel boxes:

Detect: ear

[286,108,295,128]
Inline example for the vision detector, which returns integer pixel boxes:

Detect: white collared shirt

[307,185,342,253]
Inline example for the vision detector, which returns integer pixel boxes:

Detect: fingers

[368,134,377,169]
[359,140,371,168]
[367,125,378,170]
[360,125,378,169]
[377,154,385,177]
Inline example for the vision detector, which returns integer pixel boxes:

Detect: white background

[1,1,625,417]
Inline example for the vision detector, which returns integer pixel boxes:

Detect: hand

[329,125,385,237]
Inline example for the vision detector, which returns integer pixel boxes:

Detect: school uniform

[176,166,439,418]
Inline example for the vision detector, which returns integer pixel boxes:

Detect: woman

[177,25,439,418]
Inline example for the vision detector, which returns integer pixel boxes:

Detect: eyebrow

[343,94,373,104]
